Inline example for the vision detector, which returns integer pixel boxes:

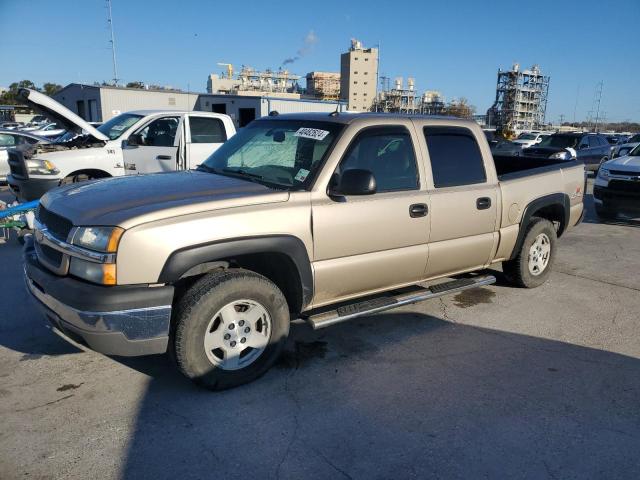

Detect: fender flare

[508,193,570,261]
[158,235,313,308]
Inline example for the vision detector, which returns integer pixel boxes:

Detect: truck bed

[493,155,581,181]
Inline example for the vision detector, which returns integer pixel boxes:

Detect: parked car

[491,140,523,156]
[23,112,585,390]
[523,132,611,171]
[512,131,551,148]
[8,88,236,201]
[611,133,640,159]
[28,122,67,138]
[0,129,50,182]
[0,122,22,130]
[594,144,640,218]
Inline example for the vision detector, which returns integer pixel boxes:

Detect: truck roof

[126,110,226,117]
[262,112,476,126]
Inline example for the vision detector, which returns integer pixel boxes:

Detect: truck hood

[604,154,640,171]
[523,146,567,157]
[17,88,109,142]
[40,171,288,227]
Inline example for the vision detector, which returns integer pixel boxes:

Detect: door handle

[409,203,428,218]
[156,155,172,160]
[476,197,492,210]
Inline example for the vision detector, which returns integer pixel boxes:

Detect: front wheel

[503,218,557,288]
[173,269,290,390]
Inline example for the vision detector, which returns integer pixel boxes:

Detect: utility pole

[593,81,604,132]
[106,0,119,85]
[559,114,565,125]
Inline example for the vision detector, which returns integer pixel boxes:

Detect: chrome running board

[304,276,496,330]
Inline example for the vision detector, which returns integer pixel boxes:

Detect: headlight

[598,167,610,179]
[71,226,124,253]
[550,151,571,160]
[69,257,117,285]
[26,158,59,175]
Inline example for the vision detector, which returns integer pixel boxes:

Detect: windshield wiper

[196,164,217,173]
[222,167,264,180]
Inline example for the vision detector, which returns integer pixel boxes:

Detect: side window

[338,128,418,192]
[136,117,180,147]
[423,127,486,188]
[588,136,599,148]
[0,134,16,146]
[579,136,590,149]
[189,116,227,143]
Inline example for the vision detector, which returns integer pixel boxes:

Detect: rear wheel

[173,269,290,390]
[503,218,557,288]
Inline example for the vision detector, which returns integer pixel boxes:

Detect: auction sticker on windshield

[294,128,330,141]
[294,168,310,182]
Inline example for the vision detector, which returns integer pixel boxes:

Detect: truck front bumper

[8,174,60,202]
[24,238,174,356]
[593,181,640,214]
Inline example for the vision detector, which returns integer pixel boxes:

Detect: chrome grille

[36,205,73,241]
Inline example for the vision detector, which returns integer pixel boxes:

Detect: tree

[126,81,145,89]
[0,80,38,104]
[443,97,476,119]
[42,82,63,96]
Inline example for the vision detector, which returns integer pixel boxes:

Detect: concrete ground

[1,180,639,480]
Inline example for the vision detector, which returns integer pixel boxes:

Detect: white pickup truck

[8,88,236,201]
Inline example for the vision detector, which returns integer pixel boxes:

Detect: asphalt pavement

[1,181,639,479]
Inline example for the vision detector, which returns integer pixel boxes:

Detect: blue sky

[1,0,639,122]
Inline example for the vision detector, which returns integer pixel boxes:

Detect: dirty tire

[173,269,289,390]
[502,217,557,288]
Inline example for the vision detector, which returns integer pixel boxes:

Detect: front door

[123,116,181,174]
[311,126,430,306]
[185,115,228,169]
[421,125,498,277]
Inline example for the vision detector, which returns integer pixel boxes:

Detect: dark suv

[523,133,611,171]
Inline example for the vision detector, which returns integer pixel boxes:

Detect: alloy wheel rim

[203,299,271,370]
[528,233,551,276]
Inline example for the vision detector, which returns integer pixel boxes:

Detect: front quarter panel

[116,192,312,285]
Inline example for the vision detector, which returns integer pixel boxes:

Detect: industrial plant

[487,63,550,133]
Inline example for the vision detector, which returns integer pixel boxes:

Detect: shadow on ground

[582,192,640,228]
[0,230,81,357]
[117,312,640,480]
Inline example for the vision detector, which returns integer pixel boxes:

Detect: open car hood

[17,88,109,142]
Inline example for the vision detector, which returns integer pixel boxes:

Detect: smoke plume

[282,30,317,67]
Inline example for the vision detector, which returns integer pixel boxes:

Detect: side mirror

[127,133,142,147]
[329,169,376,196]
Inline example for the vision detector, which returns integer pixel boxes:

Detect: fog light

[69,257,116,285]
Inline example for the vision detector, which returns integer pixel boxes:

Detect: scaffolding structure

[489,63,549,133]
[372,77,444,115]
[236,66,301,94]
[306,72,341,100]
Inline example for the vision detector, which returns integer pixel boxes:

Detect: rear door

[185,114,228,169]
[420,125,499,277]
[123,116,181,174]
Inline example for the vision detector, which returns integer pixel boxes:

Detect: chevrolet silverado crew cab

[8,88,236,201]
[594,144,640,218]
[23,113,585,390]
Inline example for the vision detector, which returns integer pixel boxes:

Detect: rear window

[423,127,486,188]
[189,116,227,143]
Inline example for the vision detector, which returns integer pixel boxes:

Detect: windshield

[537,135,580,149]
[200,119,343,189]
[629,144,640,156]
[518,133,537,140]
[97,113,144,140]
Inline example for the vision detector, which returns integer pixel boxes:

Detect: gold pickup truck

[23,113,585,390]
